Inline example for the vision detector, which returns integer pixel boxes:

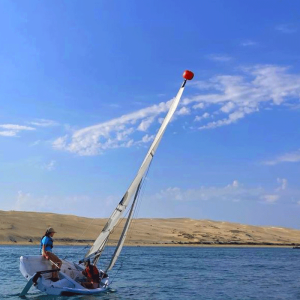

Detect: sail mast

[84,70,194,262]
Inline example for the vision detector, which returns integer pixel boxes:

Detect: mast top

[183,70,194,80]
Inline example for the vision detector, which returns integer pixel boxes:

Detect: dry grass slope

[0,210,300,246]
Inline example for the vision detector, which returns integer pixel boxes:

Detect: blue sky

[1,0,300,228]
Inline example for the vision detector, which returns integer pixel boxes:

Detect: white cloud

[53,100,172,156]
[15,191,32,210]
[231,180,239,188]
[13,191,117,217]
[192,102,205,109]
[30,119,59,127]
[30,140,41,147]
[262,194,279,204]
[185,65,300,130]
[43,160,56,171]
[220,101,235,113]
[0,124,35,130]
[0,130,17,137]
[176,107,190,116]
[194,112,210,122]
[150,180,292,206]
[208,54,232,62]
[153,180,264,203]
[137,117,155,131]
[263,149,300,165]
[199,109,252,130]
[275,24,297,34]
[53,135,68,150]
[14,191,88,214]
[141,134,154,143]
[277,178,288,191]
[0,124,35,137]
[53,65,300,156]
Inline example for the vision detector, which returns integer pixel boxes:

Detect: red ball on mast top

[183,70,194,80]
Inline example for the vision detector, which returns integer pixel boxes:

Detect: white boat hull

[20,255,110,296]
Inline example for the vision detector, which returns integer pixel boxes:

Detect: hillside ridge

[0,210,299,246]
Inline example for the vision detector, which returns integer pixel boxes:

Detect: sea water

[0,245,299,300]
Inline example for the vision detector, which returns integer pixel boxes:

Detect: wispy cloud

[108,103,121,109]
[207,54,232,62]
[185,65,300,130]
[199,109,255,130]
[14,191,89,214]
[151,180,277,204]
[141,134,154,143]
[0,124,35,130]
[176,107,191,116]
[0,130,17,137]
[43,160,56,171]
[30,140,41,147]
[194,112,210,122]
[53,65,300,156]
[29,119,59,127]
[277,178,288,191]
[263,149,300,165]
[137,116,155,131]
[53,100,172,155]
[275,24,297,34]
[0,124,35,137]
[13,191,117,217]
[241,40,257,47]
[149,179,298,205]
[261,194,279,204]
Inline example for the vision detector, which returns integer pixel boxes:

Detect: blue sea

[0,246,299,300]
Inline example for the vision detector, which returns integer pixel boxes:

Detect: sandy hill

[0,210,299,246]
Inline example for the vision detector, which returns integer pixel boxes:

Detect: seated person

[81,259,100,289]
[40,227,62,282]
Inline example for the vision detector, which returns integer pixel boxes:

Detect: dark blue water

[0,246,299,299]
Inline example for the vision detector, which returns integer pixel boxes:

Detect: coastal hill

[0,210,299,246]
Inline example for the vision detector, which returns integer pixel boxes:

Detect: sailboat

[19,70,194,296]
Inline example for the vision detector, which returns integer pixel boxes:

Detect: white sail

[84,80,187,260]
[105,181,141,272]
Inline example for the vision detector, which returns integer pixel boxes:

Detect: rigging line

[127,161,153,243]
[133,160,153,220]
[123,178,146,245]
[63,216,98,260]
[109,261,123,286]
[100,163,152,269]
[105,166,151,281]
[124,161,152,246]
[133,170,149,218]
[94,207,132,265]
[103,205,131,243]
[102,193,139,271]
[103,178,145,271]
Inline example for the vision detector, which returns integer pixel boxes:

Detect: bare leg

[46,252,62,279]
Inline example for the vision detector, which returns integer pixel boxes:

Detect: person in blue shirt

[40,227,62,282]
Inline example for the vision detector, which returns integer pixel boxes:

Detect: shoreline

[1,211,300,247]
[0,241,297,248]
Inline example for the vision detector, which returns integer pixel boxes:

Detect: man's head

[84,259,91,267]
